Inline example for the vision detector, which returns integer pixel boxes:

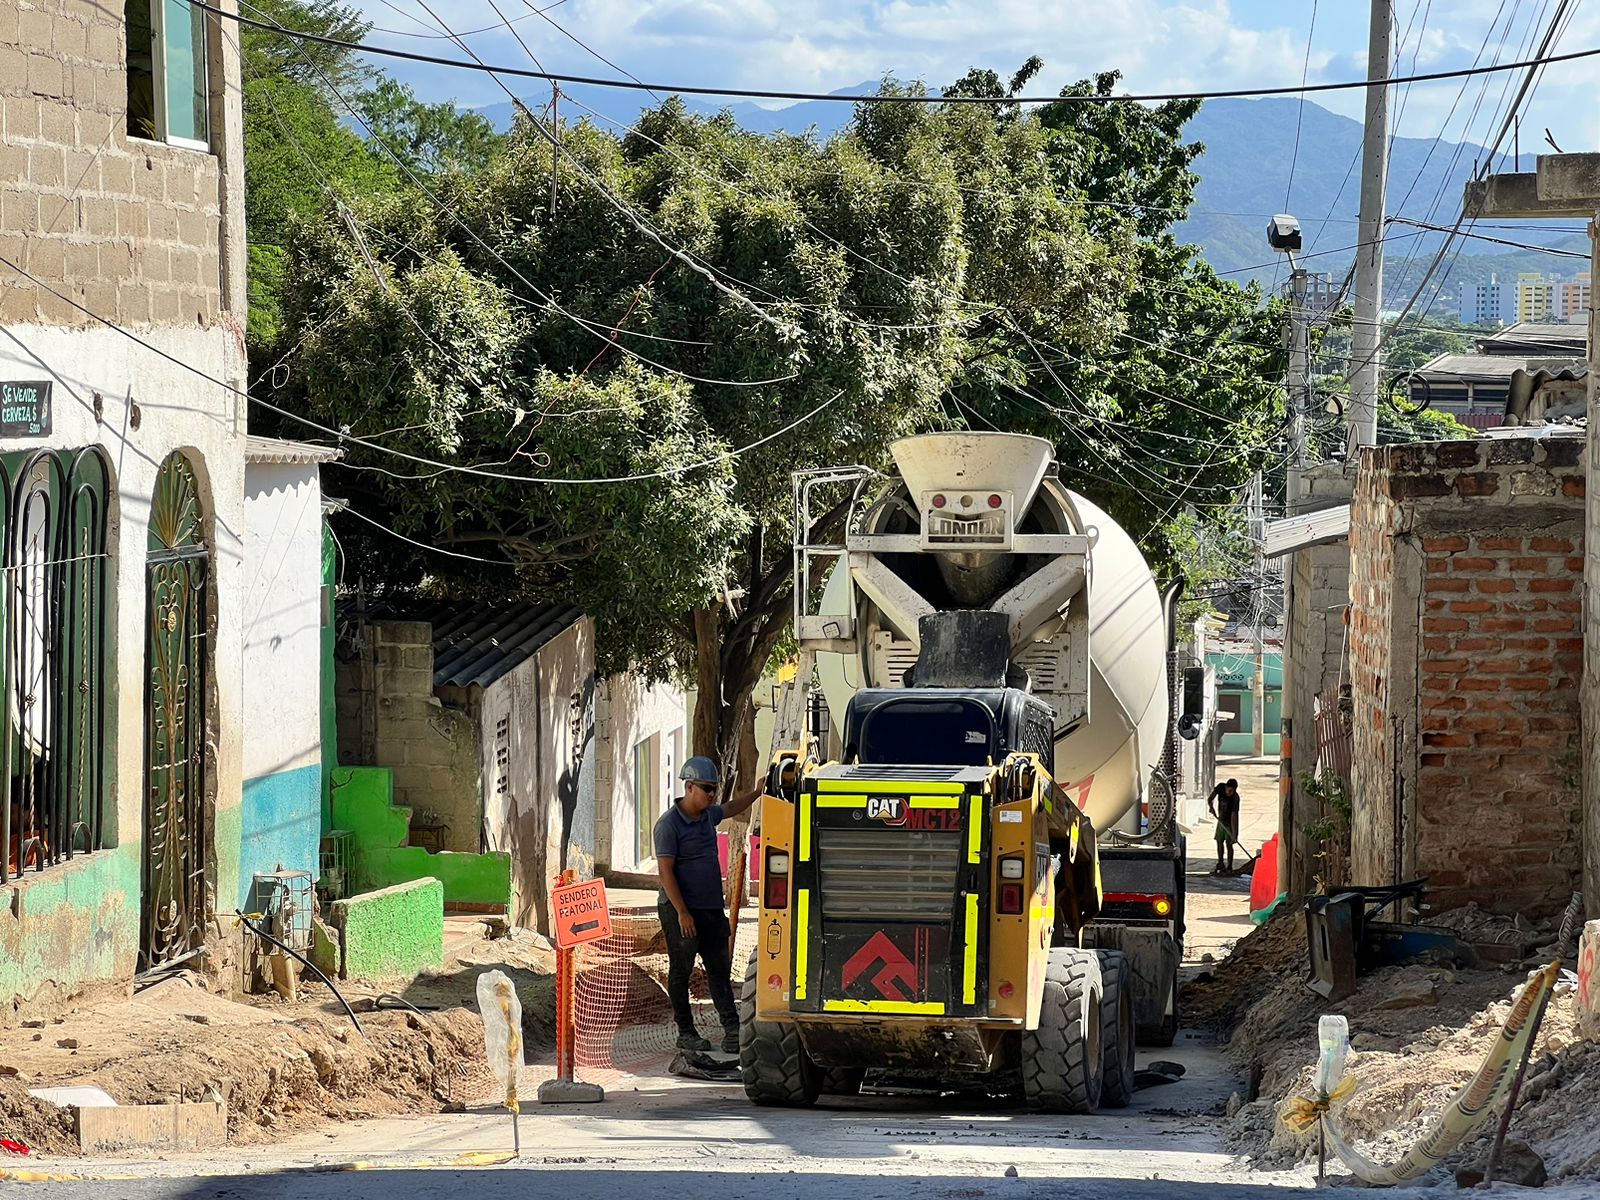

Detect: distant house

[336,602,687,932]
[1406,322,1588,430]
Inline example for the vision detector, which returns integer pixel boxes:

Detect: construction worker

[1207,777,1242,873]
[656,756,762,1054]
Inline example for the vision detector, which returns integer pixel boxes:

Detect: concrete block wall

[1282,463,1354,897]
[1348,436,1585,917]
[337,621,483,853]
[0,0,241,328]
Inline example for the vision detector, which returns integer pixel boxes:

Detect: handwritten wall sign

[0,382,52,438]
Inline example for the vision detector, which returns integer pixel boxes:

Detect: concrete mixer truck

[737,432,1185,1114]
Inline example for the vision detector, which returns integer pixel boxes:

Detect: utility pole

[1286,266,1311,509]
[1348,0,1393,455]
[1250,472,1266,759]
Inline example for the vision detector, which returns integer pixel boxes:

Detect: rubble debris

[1225,960,1600,1185]
[1456,1137,1548,1188]
[1181,910,1306,1034]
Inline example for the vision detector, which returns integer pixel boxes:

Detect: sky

[340,0,1600,154]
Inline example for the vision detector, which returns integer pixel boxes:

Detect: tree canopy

[256,61,1287,771]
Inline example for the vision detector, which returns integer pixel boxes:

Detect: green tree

[948,71,1285,576]
[272,84,1147,775]
[241,0,396,349]
[354,78,506,178]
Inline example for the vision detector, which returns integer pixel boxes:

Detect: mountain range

[477,90,1589,305]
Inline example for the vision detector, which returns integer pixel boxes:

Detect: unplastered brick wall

[0,1,233,326]
[1349,435,1585,917]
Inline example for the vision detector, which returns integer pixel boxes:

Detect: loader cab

[842,687,1056,767]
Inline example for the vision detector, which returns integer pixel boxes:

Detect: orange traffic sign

[552,878,611,949]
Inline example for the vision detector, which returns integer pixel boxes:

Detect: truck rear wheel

[820,1067,865,1096]
[1096,949,1137,1108]
[1021,948,1103,1113]
[738,951,820,1107]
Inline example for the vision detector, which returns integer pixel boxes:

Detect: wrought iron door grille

[141,452,210,972]
[1,448,110,885]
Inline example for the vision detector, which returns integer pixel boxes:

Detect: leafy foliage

[263,65,1286,768]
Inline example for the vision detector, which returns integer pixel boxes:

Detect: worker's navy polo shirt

[654,800,726,909]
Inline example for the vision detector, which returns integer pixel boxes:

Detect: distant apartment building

[1557,272,1591,325]
[1303,272,1344,318]
[1515,272,1559,323]
[1460,273,1510,325]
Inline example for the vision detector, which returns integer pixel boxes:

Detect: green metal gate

[141,453,209,972]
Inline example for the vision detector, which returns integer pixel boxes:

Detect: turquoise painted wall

[240,763,323,908]
[0,847,139,1006]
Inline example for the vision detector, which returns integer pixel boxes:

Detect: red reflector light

[988,493,1002,508]
[998,981,1014,999]
[932,494,947,509]
[767,974,783,992]
[765,877,788,909]
[999,883,1024,914]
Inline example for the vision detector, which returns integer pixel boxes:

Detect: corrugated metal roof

[1264,504,1350,558]
[412,601,585,689]
[245,435,344,464]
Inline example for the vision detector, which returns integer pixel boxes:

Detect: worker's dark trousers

[658,901,739,1036]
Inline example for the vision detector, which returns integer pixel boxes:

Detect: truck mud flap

[1080,924,1178,1046]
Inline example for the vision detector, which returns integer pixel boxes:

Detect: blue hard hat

[680,756,719,785]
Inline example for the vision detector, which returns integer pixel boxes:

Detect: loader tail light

[932,493,947,509]
[998,981,1014,999]
[999,883,1024,914]
[764,850,790,909]
[1153,895,1173,917]
[988,493,1003,509]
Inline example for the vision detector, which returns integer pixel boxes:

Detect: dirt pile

[1224,963,1598,1185]
[1181,910,1306,1034]
[0,1079,77,1156]
[0,973,491,1153]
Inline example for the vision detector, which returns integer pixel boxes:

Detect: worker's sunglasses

[687,781,716,794]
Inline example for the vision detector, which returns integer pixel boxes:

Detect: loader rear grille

[815,828,962,923]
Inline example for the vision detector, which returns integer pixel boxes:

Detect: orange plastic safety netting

[572,904,757,1083]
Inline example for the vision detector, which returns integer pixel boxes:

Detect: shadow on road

[64,1165,1481,1200]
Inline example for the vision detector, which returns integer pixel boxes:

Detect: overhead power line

[197,1,1600,106]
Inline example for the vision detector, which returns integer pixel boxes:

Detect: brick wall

[1349,435,1585,918]
[0,1,242,326]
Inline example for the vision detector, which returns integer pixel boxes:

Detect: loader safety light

[932,493,947,508]
[999,883,1024,914]
[999,856,1024,880]
[764,850,791,909]
[987,493,1003,509]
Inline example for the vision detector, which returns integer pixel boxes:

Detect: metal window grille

[318,828,353,903]
[1,448,110,884]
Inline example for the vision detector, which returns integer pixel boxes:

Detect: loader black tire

[1096,949,1137,1108]
[1020,947,1103,1113]
[738,951,820,1107]
[820,1067,865,1096]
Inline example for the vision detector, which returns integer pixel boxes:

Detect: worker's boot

[721,1025,741,1054]
[676,1031,712,1053]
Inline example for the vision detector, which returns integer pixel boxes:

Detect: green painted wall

[214,798,242,928]
[329,766,511,908]
[330,878,444,980]
[0,847,139,1006]
[321,520,338,834]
